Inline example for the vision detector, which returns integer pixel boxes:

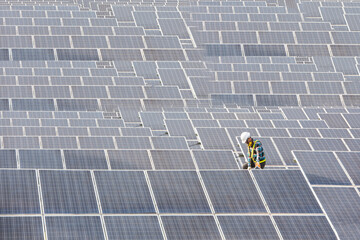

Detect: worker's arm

[247,151,251,170]
[255,143,261,169]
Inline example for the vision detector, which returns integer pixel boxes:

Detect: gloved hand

[255,162,261,169]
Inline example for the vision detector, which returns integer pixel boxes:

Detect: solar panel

[0,217,44,239]
[308,138,348,151]
[105,216,163,240]
[274,216,336,240]
[151,137,188,150]
[282,108,307,120]
[256,95,298,107]
[12,99,55,111]
[19,150,62,169]
[4,137,40,149]
[253,170,322,213]
[40,170,98,213]
[46,216,104,240]
[150,150,195,170]
[343,113,360,128]
[0,0,359,238]
[42,137,78,149]
[95,171,155,213]
[140,112,166,131]
[162,216,221,240]
[79,137,115,149]
[273,138,312,165]
[257,128,289,137]
[0,150,16,168]
[192,150,238,169]
[219,216,279,240]
[293,151,351,185]
[288,128,321,138]
[64,150,107,170]
[197,128,233,149]
[343,139,360,151]
[319,129,351,138]
[314,187,360,240]
[116,137,152,150]
[201,171,266,213]
[148,171,211,213]
[165,119,196,140]
[0,170,40,214]
[107,150,152,170]
[218,120,246,128]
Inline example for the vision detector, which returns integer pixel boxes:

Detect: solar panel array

[0,0,359,239]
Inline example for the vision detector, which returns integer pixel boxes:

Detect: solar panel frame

[253,170,322,213]
[314,187,360,240]
[219,215,279,240]
[201,171,266,213]
[40,170,98,214]
[19,150,63,169]
[105,216,163,240]
[274,216,337,240]
[46,216,104,240]
[148,171,211,213]
[0,170,40,214]
[162,216,221,240]
[293,151,351,185]
[95,171,155,214]
[0,217,44,240]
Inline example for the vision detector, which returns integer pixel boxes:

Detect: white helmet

[240,132,251,144]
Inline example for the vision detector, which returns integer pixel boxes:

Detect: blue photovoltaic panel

[0,170,40,214]
[94,171,155,213]
[274,216,336,240]
[219,216,279,240]
[150,150,195,170]
[40,170,98,213]
[151,137,188,150]
[1,0,360,238]
[0,150,16,168]
[201,171,266,213]
[315,187,360,240]
[335,152,360,185]
[116,137,152,149]
[64,150,108,170]
[192,150,238,169]
[105,216,163,240]
[293,151,351,185]
[148,171,211,213]
[46,216,104,240]
[197,128,233,149]
[19,150,63,169]
[308,138,348,151]
[107,150,152,170]
[272,138,311,165]
[253,170,322,213]
[162,216,221,240]
[0,217,44,240]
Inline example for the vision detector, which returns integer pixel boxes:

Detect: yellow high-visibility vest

[248,140,266,163]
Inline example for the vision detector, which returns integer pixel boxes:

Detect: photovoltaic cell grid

[253,170,322,213]
[293,151,351,185]
[314,187,360,240]
[0,0,359,239]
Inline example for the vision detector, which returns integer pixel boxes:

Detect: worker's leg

[242,162,248,169]
[260,161,266,169]
[250,160,255,168]
[242,161,255,169]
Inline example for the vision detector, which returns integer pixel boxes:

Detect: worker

[240,132,266,170]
